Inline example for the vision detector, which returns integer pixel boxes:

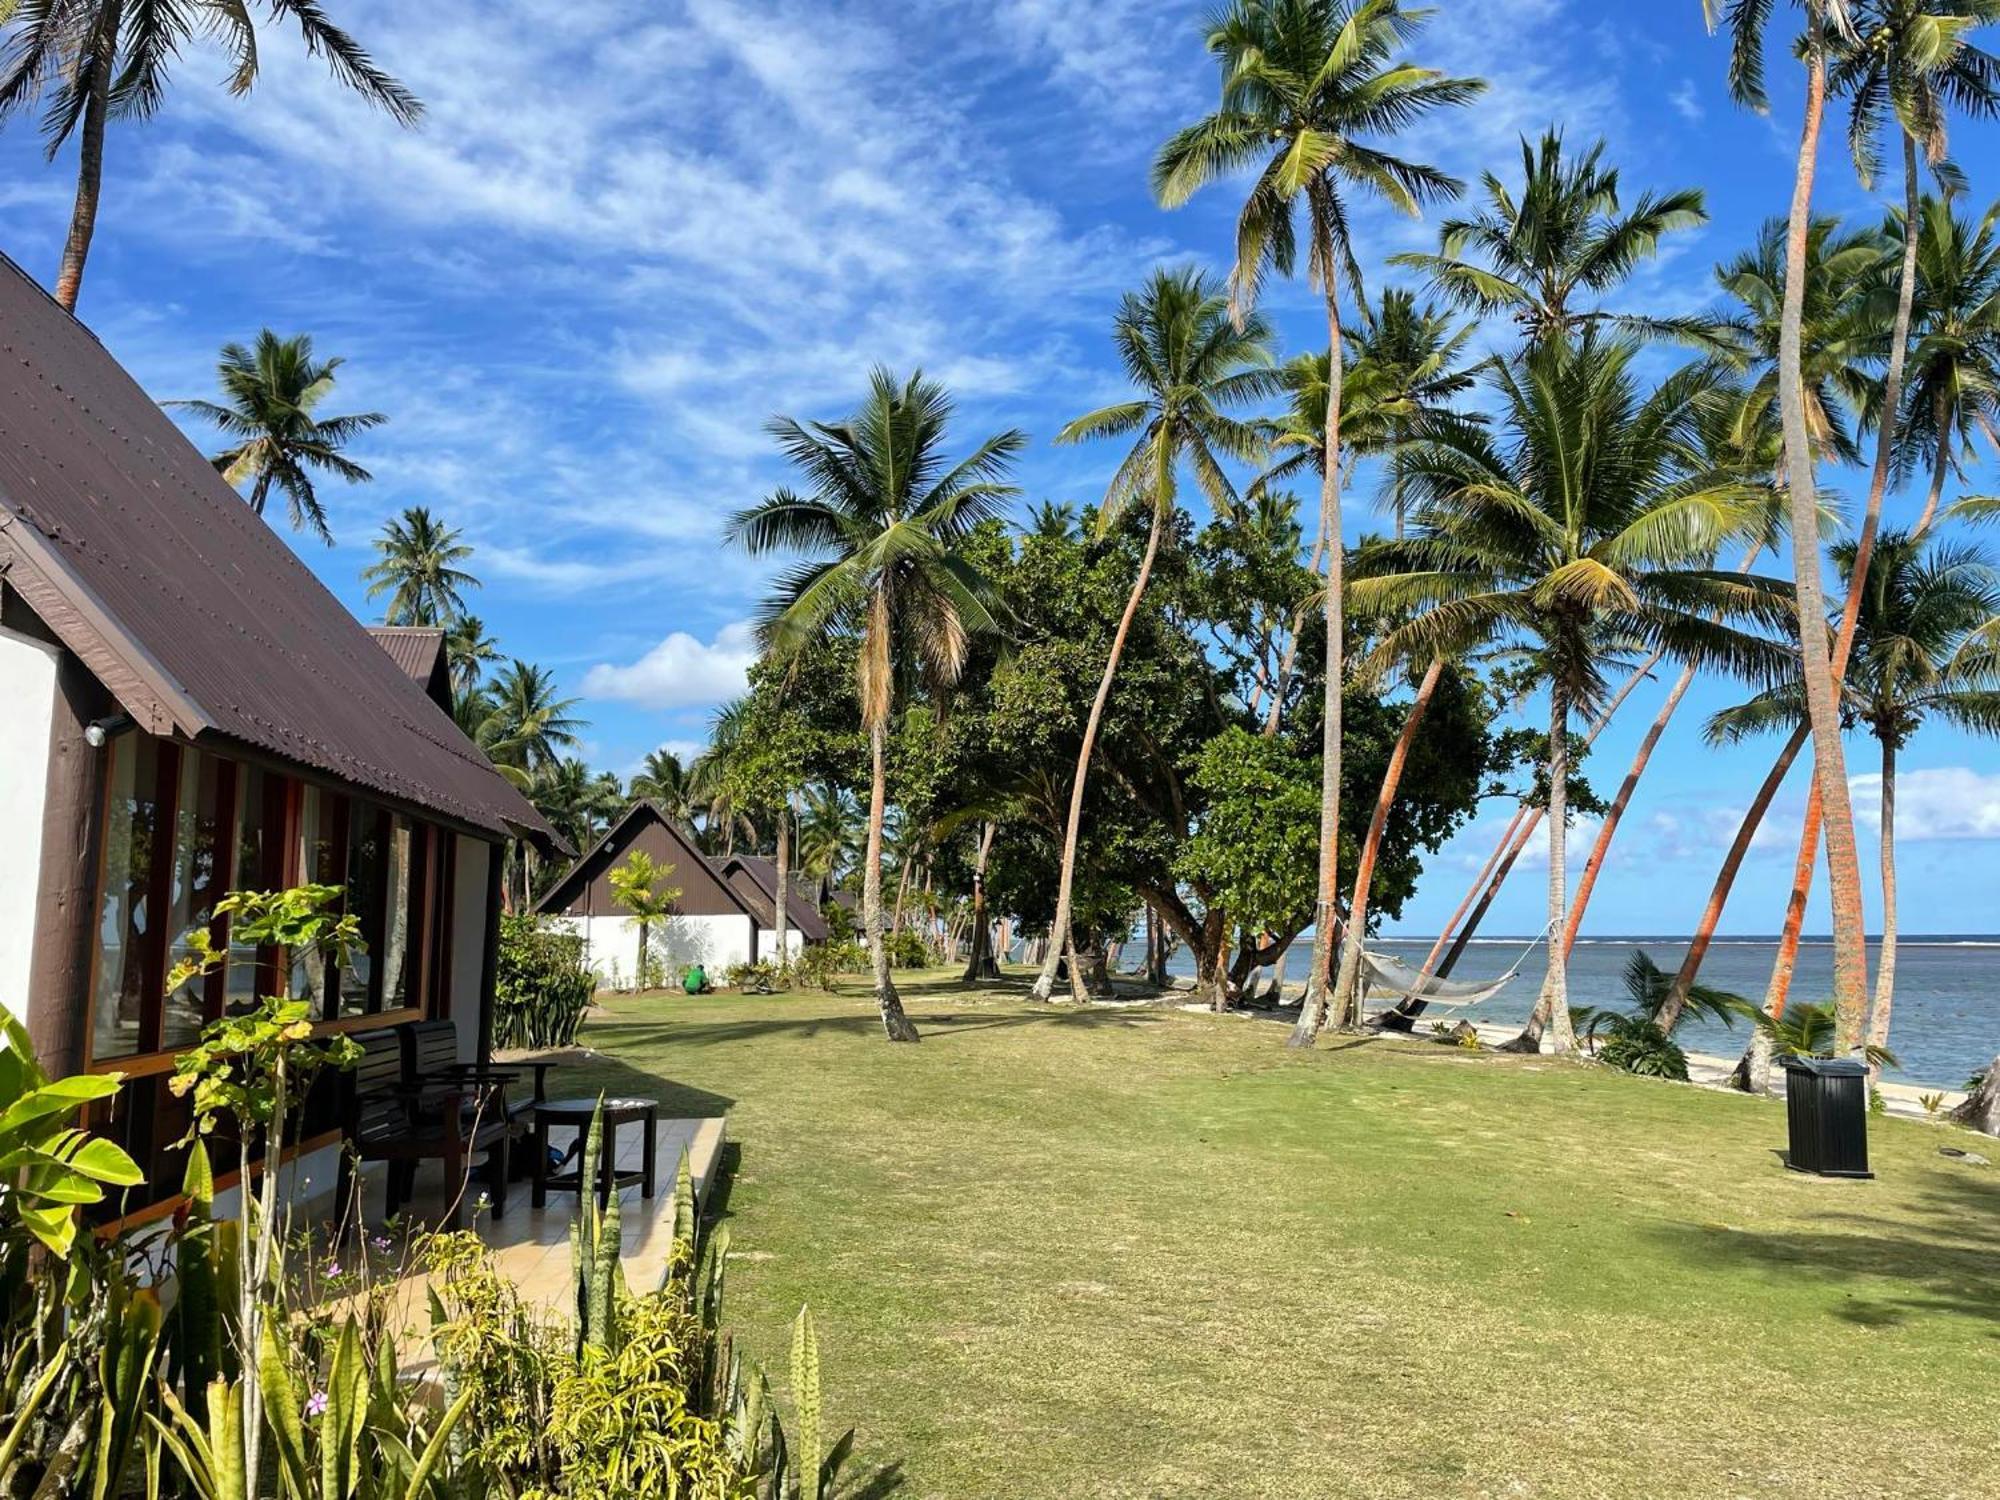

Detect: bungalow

[534,802,824,981]
[0,253,564,1222]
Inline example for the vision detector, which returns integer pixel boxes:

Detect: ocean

[1167,934,2000,1089]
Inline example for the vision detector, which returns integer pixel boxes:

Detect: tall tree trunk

[1145,904,1169,988]
[962,821,1000,981]
[1290,259,1346,1048]
[1745,128,1923,1070]
[1952,1051,2000,1134]
[1563,661,1696,957]
[53,2,121,314]
[1657,721,1811,1031]
[1265,505,1332,736]
[1777,14,1870,1055]
[1033,505,1167,1000]
[1510,684,1576,1054]
[774,799,791,974]
[1331,659,1444,1029]
[1915,388,1954,536]
[1867,734,1898,1068]
[864,720,918,1041]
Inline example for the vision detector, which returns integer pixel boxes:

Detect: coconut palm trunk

[1953,1052,2000,1134]
[1915,388,1954,536]
[1290,240,1347,1049]
[1331,658,1444,1027]
[1777,11,1871,1055]
[865,719,918,1042]
[1867,735,1898,1066]
[1032,506,1167,1001]
[1657,721,1811,1032]
[1511,684,1577,1053]
[53,2,121,313]
[1746,130,1925,1075]
[962,822,1000,981]
[774,800,791,974]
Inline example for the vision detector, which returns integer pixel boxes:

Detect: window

[91,737,166,1061]
[380,818,418,1012]
[162,753,230,1048]
[339,806,382,1016]
[226,766,285,1014]
[290,785,342,1013]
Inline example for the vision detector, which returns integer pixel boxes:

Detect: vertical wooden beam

[25,650,113,1079]
[476,840,502,1067]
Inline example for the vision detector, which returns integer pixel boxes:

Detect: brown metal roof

[367,626,452,711]
[714,855,830,942]
[0,254,564,853]
[534,801,750,917]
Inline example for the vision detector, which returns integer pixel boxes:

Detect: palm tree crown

[172,330,386,545]
[471,660,585,786]
[630,749,701,825]
[362,507,479,626]
[445,616,500,700]
[1391,130,1712,346]
[1889,194,2000,519]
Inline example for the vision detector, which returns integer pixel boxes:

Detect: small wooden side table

[530,1095,659,1208]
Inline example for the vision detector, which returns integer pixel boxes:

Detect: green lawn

[560,971,2000,1500]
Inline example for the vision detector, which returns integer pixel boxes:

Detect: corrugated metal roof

[367,626,452,712]
[534,801,747,917]
[0,255,563,852]
[715,855,830,942]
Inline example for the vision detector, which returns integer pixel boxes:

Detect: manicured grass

[563,970,2000,1499]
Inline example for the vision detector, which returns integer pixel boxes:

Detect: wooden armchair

[333,1027,512,1230]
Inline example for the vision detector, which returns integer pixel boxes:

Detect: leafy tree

[1031,267,1276,1003]
[608,851,681,990]
[171,331,386,544]
[362,506,479,625]
[1156,0,1484,1032]
[727,368,1022,1042]
[1391,129,1713,346]
[0,0,421,310]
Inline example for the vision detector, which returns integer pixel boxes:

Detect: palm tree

[1030,267,1277,1006]
[691,699,759,856]
[796,784,862,884]
[0,0,420,311]
[630,749,700,823]
[1155,0,1484,1039]
[1390,129,1714,347]
[445,616,500,701]
[530,757,623,860]
[608,850,681,991]
[1705,0,1876,1054]
[726,368,1023,1043]
[1351,336,1791,1054]
[361,507,479,625]
[170,331,385,544]
[1894,194,2000,532]
[1711,530,2000,1063]
[478,660,584,781]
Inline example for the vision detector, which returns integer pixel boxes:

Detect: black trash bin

[1779,1055,1873,1178]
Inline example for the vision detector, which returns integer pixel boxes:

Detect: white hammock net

[1357,948,1524,1009]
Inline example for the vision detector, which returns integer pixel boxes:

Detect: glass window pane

[227,766,281,1015]
[163,753,227,1049]
[339,807,381,1016]
[92,737,161,1061]
[290,786,338,1013]
[380,820,415,1011]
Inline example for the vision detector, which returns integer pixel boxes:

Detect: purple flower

[305,1391,329,1420]
[324,1261,343,1279]
[370,1235,393,1254]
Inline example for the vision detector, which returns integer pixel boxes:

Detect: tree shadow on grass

[586,1004,1166,1053]
[1649,1167,2000,1333]
[536,1049,735,1120]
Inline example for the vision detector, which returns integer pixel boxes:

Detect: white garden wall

[756,928,806,961]
[556,912,755,988]
[0,624,58,1012]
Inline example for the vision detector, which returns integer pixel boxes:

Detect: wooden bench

[333,1027,513,1231]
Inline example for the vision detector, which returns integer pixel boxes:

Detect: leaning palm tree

[1155,0,1484,1039]
[1710,530,2000,1065]
[726,368,1023,1043]
[1030,267,1277,1004]
[171,331,385,544]
[1349,336,1793,1054]
[362,507,479,625]
[1390,129,1715,347]
[444,615,500,700]
[1705,0,1877,1053]
[1892,194,2000,532]
[0,0,421,311]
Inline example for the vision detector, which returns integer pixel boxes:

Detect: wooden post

[25,649,113,1079]
[476,841,503,1068]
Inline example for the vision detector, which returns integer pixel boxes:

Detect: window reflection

[380,818,415,1010]
[340,806,381,1016]
[91,737,161,1060]
[290,786,339,1013]
[163,753,226,1048]
[227,766,282,1014]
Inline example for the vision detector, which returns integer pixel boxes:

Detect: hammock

[1356,922,1555,1010]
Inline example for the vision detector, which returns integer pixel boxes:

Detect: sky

[4,0,2000,938]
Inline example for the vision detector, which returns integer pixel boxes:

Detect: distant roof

[0,254,564,853]
[714,855,830,942]
[534,800,751,918]
[367,626,452,712]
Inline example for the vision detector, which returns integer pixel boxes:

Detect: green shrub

[496,914,597,1049]
[725,960,779,994]
[1596,1019,1690,1081]
[795,940,867,990]
[885,930,933,970]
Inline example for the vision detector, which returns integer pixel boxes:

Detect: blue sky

[5,0,2000,937]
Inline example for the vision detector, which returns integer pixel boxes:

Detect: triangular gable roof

[367,626,452,712]
[0,255,563,853]
[713,855,830,942]
[534,800,756,918]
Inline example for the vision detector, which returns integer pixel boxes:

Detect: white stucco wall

[555,912,755,988]
[756,928,806,961]
[0,624,59,1012]
[450,835,491,1065]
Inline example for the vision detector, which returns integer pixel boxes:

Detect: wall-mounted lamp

[83,713,134,749]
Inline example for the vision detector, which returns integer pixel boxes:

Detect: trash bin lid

[1778,1054,1869,1077]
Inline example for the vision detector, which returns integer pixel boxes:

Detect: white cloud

[1669,81,1704,124]
[1851,767,2000,841]
[582,620,760,709]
